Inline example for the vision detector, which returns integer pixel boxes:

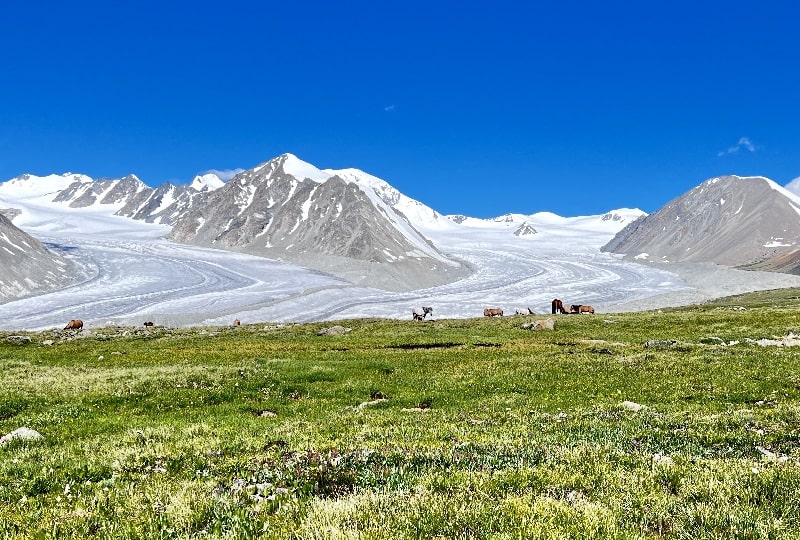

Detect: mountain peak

[603,174,800,266]
[279,153,330,182]
[0,172,92,199]
[190,173,225,192]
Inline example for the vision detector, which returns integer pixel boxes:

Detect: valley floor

[606,262,800,312]
[3,200,800,330]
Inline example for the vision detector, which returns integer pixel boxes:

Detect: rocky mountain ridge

[0,212,73,301]
[167,154,467,291]
[602,175,800,273]
[5,158,797,302]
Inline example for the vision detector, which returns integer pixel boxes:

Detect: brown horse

[551,299,567,314]
[233,318,241,326]
[484,308,503,317]
[64,319,83,330]
[577,305,595,314]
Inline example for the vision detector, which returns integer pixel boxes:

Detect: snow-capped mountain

[0,173,93,199]
[11,155,800,324]
[603,175,800,269]
[168,154,469,291]
[1,171,204,226]
[0,211,72,301]
[0,154,645,300]
[190,173,225,192]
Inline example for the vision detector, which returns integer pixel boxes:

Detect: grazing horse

[64,319,83,330]
[143,321,154,327]
[412,306,433,321]
[577,305,595,314]
[515,307,533,315]
[233,318,241,326]
[551,299,567,314]
[484,308,503,317]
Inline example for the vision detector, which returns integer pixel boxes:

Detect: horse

[64,319,83,330]
[412,306,433,321]
[233,319,241,326]
[577,305,595,314]
[515,307,533,315]
[551,299,567,314]
[484,308,503,317]
[143,321,154,327]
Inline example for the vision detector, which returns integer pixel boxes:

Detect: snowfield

[3,173,800,331]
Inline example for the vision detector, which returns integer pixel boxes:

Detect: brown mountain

[602,175,800,269]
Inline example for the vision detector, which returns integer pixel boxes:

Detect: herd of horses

[411,298,595,320]
[550,298,595,315]
[63,299,595,330]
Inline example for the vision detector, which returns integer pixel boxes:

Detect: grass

[2,289,800,538]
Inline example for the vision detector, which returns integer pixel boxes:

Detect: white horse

[412,306,433,320]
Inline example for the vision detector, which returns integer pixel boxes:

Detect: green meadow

[2,289,800,539]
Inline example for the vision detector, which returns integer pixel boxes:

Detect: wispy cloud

[384,104,396,112]
[717,137,756,157]
[203,168,244,181]
[785,176,800,196]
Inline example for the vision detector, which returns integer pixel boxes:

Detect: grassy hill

[2,290,800,538]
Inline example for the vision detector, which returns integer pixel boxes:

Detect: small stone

[0,427,44,446]
[317,325,351,336]
[620,400,646,412]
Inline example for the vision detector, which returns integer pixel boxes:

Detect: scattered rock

[263,324,286,331]
[5,335,32,345]
[753,333,800,347]
[522,318,555,330]
[41,339,54,346]
[357,398,388,410]
[653,453,674,465]
[317,325,351,336]
[534,318,555,330]
[643,339,677,349]
[254,410,278,418]
[0,427,43,446]
[620,400,646,412]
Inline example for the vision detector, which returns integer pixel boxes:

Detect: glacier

[0,178,691,330]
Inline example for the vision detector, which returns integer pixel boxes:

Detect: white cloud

[203,168,244,181]
[717,137,757,157]
[384,104,396,112]
[784,176,800,196]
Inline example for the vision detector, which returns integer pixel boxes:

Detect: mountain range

[2,154,800,306]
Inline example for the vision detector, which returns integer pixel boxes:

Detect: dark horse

[551,299,568,314]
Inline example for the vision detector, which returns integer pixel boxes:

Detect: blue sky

[2,1,798,217]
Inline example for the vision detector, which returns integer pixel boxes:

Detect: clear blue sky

[2,1,798,217]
